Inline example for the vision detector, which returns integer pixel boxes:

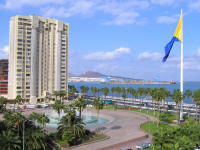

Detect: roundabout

[18,106,156,150]
[68,108,156,150]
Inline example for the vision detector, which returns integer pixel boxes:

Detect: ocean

[69,82,200,104]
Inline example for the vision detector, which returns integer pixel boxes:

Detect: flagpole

[180,9,184,121]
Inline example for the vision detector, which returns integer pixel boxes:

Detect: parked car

[136,141,151,149]
[120,148,133,150]
[41,104,49,108]
[9,107,18,110]
[27,105,36,109]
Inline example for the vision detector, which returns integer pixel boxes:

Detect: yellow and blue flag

[162,12,182,62]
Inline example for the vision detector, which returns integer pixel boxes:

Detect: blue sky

[0,0,200,81]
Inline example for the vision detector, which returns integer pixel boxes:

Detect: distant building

[8,15,69,103]
[69,77,106,82]
[0,59,8,97]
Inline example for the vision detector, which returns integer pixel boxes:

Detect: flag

[162,12,182,62]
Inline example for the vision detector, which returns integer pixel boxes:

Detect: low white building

[69,77,106,82]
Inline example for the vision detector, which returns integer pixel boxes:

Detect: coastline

[69,81,176,85]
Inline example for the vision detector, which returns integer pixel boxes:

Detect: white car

[27,105,36,109]
[136,141,151,149]
[41,104,49,108]
[87,104,93,107]
[9,107,18,110]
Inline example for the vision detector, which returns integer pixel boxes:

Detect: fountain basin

[45,109,109,128]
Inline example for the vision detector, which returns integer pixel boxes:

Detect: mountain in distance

[68,73,75,77]
[78,71,105,78]
[68,71,177,84]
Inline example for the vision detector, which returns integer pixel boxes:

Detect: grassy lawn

[56,134,108,147]
[104,104,177,124]
[104,104,178,136]
[141,121,176,135]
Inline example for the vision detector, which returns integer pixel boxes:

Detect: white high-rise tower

[8,15,69,103]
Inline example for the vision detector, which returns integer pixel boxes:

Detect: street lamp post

[23,120,28,150]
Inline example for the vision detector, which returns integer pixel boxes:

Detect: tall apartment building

[8,15,69,103]
[0,59,8,97]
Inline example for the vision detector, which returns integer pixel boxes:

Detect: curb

[61,135,110,150]
[96,135,149,150]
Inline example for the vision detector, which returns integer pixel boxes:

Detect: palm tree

[101,87,109,98]
[184,89,192,117]
[126,87,132,99]
[156,88,164,119]
[91,86,98,96]
[63,104,77,130]
[80,86,85,95]
[53,91,60,100]
[68,85,78,98]
[75,97,86,118]
[29,112,40,126]
[150,88,159,116]
[2,112,25,136]
[37,113,50,134]
[122,92,127,107]
[52,100,65,121]
[137,87,145,111]
[14,112,25,136]
[111,87,116,99]
[59,90,66,101]
[15,95,23,108]
[115,86,122,100]
[24,127,47,150]
[2,111,15,127]
[80,86,89,95]
[192,89,200,121]
[184,89,192,99]
[0,97,8,113]
[159,88,170,113]
[58,105,85,146]
[130,88,137,100]
[85,86,89,95]
[0,130,21,150]
[93,97,104,121]
[171,89,184,122]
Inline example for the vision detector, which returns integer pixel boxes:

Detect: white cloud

[0,45,9,58]
[42,0,97,18]
[0,0,65,9]
[195,48,200,57]
[157,14,178,24]
[189,0,200,12]
[93,63,119,73]
[0,0,150,25]
[138,51,162,61]
[151,0,175,6]
[100,0,149,25]
[161,48,200,70]
[42,0,149,25]
[84,47,131,61]
[104,12,139,25]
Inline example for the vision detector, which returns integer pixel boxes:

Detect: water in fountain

[45,109,109,128]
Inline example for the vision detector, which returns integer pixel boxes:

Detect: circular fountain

[45,109,109,128]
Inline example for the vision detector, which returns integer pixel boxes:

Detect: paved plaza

[0,107,157,150]
[69,108,156,150]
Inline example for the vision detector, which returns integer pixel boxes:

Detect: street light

[23,120,27,150]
